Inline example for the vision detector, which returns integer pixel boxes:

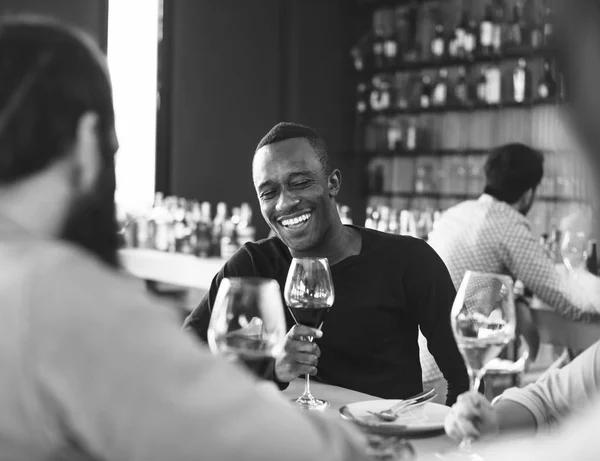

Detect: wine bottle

[454,66,470,105]
[420,75,433,108]
[537,59,557,100]
[433,68,449,106]
[476,67,488,103]
[513,58,531,103]
[431,23,445,59]
[480,2,494,55]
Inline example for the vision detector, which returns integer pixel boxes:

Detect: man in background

[0,16,368,461]
[185,122,469,404]
[420,143,598,390]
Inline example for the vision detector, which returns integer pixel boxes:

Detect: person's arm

[499,221,595,322]
[494,338,600,429]
[408,240,469,405]
[28,247,368,461]
[183,246,258,342]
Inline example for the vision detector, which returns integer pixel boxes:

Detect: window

[107,0,160,214]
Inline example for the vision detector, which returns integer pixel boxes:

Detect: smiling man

[184,122,469,403]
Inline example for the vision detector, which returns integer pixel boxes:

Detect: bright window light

[107,0,159,215]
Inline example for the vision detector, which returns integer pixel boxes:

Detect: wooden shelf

[359,98,561,118]
[361,148,486,158]
[366,192,587,203]
[359,148,569,158]
[356,48,555,77]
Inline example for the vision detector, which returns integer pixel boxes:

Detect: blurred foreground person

[0,16,368,461]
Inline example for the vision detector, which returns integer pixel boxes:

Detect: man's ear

[328,169,342,197]
[71,112,101,192]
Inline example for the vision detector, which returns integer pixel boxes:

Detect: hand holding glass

[207,278,286,378]
[451,271,516,452]
[284,257,335,410]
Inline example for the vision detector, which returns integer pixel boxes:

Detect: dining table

[282,379,457,459]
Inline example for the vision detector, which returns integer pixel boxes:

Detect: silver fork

[367,388,436,422]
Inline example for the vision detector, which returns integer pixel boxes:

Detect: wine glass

[284,257,335,410]
[207,277,286,378]
[451,271,516,453]
[561,231,588,274]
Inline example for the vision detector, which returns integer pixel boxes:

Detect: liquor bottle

[406,120,418,151]
[220,209,240,260]
[492,0,505,54]
[379,79,391,110]
[537,59,557,100]
[430,23,445,59]
[195,202,212,258]
[372,10,385,68]
[339,206,353,225]
[388,209,399,234]
[476,67,488,103]
[152,193,170,252]
[542,2,554,47]
[365,207,376,229]
[237,203,256,246]
[508,2,524,49]
[377,206,391,233]
[454,66,470,105]
[586,240,599,275]
[356,83,368,114]
[486,66,502,104]
[432,68,448,106]
[383,29,398,67]
[455,9,469,58]
[211,202,227,257]
[173,198,188,253]
[480,1,494,56]
[464,17,478,59]
[513,58,531,103]
[370,77,382,111]
[420,75,433,109]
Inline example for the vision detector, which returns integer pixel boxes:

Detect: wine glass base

[293,395,329,411]
[435,447,485,461]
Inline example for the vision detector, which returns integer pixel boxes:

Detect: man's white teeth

[282,213,311,228]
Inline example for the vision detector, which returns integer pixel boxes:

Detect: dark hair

[256,122,330,173]
[0,15,114,183]
[483,143,544,204]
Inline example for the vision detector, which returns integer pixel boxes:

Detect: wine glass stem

[303,373,312,398]
[461,370,484,449]
[301,335,314,399]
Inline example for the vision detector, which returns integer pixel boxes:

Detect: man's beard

[61,160,120,269]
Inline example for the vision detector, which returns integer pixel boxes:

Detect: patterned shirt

[420,194,599,382]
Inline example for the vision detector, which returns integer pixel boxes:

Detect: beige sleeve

[27,246,368,461]
[495,340,600,429]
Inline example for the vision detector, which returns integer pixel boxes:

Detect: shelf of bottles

[120,193,257,260]
[351,0,592,238]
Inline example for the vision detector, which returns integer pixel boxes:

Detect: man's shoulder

[222,236,291,276]
[360,227,434,257]
[28,240,144,300]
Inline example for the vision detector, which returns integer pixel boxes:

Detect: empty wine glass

[207,277,286,378]
[284,257,335,410]
[451,271,516,453]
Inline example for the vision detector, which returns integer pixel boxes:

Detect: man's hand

[274,325,322,383]
[444,392,500,442]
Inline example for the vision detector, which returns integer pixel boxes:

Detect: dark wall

[167,0,356,238]
[0,0,108,49]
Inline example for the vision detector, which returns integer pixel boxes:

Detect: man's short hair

[0,15,114,184]
[255,122,330,173]
[483,143,544,204]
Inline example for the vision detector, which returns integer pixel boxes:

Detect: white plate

[340,400,449,436]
